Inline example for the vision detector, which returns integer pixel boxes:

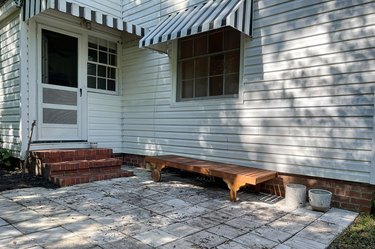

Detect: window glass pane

[88,49,97,62]
[180,39,193,59]
[98,78,106,90]
[88,37,97,47]
[107,80,116,91]
[195,57,208,78]
[107,67,116,79]
[209,31,223,53]
[98,39,107,51]
[209,76,223,96]
[181,80,193,99]
[87,76,96,88]
[224,29,241,50]
[109,54,117,66]
[181,60,194,80]
[99,51,108,64]
[108,41,117,53]
[194,35,207,56]
[225,73,239,95]
[42,29,78,87]
[87,63,96,76]
[210,55,224,75]
[195,78,208,97]
[225,51,240,73]
[98,65,106,77]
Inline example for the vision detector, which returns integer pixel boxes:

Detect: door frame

[36,23,88,141]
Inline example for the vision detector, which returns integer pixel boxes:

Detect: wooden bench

[145,155,277,202]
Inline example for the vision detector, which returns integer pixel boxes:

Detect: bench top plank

[145,155,277,185]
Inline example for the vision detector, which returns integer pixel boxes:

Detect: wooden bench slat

[145,155,277,202]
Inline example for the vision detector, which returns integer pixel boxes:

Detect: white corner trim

[19,11,29,159]
[370,92,375,184]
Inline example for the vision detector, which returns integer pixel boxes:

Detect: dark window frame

[177,27,241,101]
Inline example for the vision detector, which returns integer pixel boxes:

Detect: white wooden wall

[0,11,21,156]
[72,0,122,18]
[121,0,375,183]
[88,92,123,153]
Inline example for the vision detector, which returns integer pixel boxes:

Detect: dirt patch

[0,168,58,192]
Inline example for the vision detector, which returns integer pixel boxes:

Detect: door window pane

[42,29,78,88]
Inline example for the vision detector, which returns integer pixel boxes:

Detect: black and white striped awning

[140,0,253,52]
[22,0,145,37]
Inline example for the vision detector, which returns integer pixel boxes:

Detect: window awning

[22,0,145,37]
[139,0,253,53]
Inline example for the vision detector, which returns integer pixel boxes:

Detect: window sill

[87,88,118,96]
[170,94,244,109]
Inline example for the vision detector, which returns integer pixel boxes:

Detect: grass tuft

[329,214,375,249]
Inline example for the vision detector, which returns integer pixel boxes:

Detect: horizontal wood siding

[88,92,122,153]
[121,0,375,183]
[0,12,21,155]
[71,0,122,18]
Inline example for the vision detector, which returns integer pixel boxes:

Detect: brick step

[32,149,113,163]
[45,158,122,173]
[50,166,122,177]
[51,170,134,187]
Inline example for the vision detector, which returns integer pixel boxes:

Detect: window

[42,29,78,87]
[87,37,117,92]
[177,28,241,101]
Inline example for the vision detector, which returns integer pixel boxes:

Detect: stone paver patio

[0,166,358,249]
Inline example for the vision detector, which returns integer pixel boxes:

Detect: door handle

[80,88,82,97]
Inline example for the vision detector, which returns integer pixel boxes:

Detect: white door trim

[36,23,88,141]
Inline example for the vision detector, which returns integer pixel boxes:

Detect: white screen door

[38,28,83,141]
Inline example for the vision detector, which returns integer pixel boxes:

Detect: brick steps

[31,148,133,187]
[51,171,134,187]
[32,149,113,163]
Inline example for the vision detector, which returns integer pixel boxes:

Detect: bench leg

[150,163,165,182]
[223,179,242,202]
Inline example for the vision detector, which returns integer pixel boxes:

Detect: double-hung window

[87,37,117,92]
[177,27,241,101]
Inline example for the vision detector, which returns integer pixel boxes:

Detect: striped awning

[140,0,253,52]
[22,0,145,37]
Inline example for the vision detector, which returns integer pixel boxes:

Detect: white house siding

[72,0,122,18]
[121,0,375,184]
[88,92,123,153]
[0,11,21,156]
